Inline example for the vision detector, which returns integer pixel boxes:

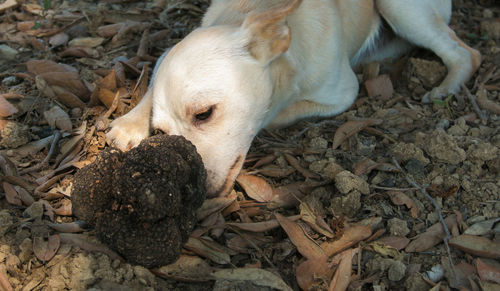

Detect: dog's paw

[421,86,456,104]
[106,116,150,151]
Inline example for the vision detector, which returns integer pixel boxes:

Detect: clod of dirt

[334,170,370,195]
[416,129,466,164]
[72,135,207,268]
[406,58,446,89]
[0,121,30,149]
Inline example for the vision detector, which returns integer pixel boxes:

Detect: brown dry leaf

[155,255,214,282]
[226,233,272,253]
[197,190,236,221]
[48,221,86,233]
[329,248,359,291]
[268,183,304,209]
[2,182,22,206]
[253,165,296,178]
[365,74,394,100]
[53,199,72,216]
[236,173,273,202]
[476,258,500,284]
[477,88,500,115]
[363,62,380,81]
[58,233,123,261]
[284,154,320,179]
[14,135,53,158]
[44,106,72,132]
[130,64,149,107]
[441,257,475,290]
[15,186,34,206]
[377,236,410,251]
[184,237,231,265]
[405,214,458,252]
[0,0,18,12]
[465,218,500,236]
[252,154,277,169]
[332,119,382,150]
[367,241,403,260]
[386,191,418,218]
[60,46,99,58]
[213,268,293,291]
[300,202,334,238]
[296,257,331,291]
[33,234,60,262]
[321,225,372,257]
[275,213,324,260]
[353,158,378,176]
[0,155,18,177]
[0,95,18,117]
[449,235,500,259]
[227,215,300,233]
[27,60,90,101]
[97,23,123,38]
[49,32,69,48]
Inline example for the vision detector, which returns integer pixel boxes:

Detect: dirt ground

[0,0,499,290]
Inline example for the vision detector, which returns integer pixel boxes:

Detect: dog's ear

[242,0,302,64]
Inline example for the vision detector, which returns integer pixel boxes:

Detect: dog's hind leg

[375,0,481,102]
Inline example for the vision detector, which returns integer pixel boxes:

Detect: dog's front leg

[106,88,153,150]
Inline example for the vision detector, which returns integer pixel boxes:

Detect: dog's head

[151,1,301,197]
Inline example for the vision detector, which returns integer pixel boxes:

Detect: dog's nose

[152,128,167,135]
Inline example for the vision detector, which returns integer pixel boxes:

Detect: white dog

[107,0,481,197]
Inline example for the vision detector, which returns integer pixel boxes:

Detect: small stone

[112,55,128,64]
[404,158,425,178]
[405,273,428,291]
[0,210,13,236]
[0,245,11,262]
[426,212,439,225]
[388,218,410,237]
[5,254,20,273]
[133,266,155,286]
[467,142,498,161]
[481,20,500,39]
[390,142,430,165]
[388,260,406,281]
[309,137,328,149]
[436,119,450,130]
[483,9,494,19]
[334,170,370,195]
[1,76,21,86]
[18,238,33,263]
[23,201,44,220]
[0,121,30,149]
[65,25,89,39]
[406,58,446,88]
[0,44,18,63]
[416,129,466,164]
[70,107,82,118]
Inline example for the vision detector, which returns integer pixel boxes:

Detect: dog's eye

[194,105,215,123]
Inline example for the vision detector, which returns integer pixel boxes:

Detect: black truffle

[71,135,206,268]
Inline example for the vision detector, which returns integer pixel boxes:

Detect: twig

[19,131,61,175]
[391,157,457,280]
[462,85,486,124]
[370,185,417,191]
[0,265,13,291]
[227,226,276,269]
[291,120,342,140]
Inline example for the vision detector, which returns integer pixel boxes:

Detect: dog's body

[107,0,481,197]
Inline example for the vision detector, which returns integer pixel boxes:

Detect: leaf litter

[0,0,499,290]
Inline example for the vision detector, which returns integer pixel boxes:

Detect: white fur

[107,0,480,197]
